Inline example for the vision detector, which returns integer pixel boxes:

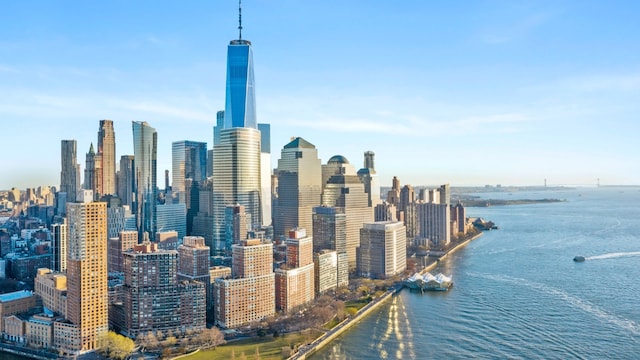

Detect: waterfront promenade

[289,232,483,360]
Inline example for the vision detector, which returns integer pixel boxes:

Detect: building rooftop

[0,290,33,303]
[284,137,316,150]
[328,155,349,164]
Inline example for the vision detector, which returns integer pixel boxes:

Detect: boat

[573,256,586,262]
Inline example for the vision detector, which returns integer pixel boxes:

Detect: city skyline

[1,1,639,189]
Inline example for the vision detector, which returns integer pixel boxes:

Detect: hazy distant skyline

[1,0,639,190]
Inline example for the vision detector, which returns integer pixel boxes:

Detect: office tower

[98,120,116,195]
[357,221,406,279]
[275,229,314,311]
[177,236,212,314]
[192,179,214,249]
[312,206,349,287]
[214,239,275,328]
[122,242,205,337]
[156,203,187,240]
[387,176,401,207]
[225,204,250,253]
[258,123,271,227]
[172,140,207,201]
[107,230,137,273]
[132,121,158,242]
[417,202,451,247]
[211,12,265,251]
[314,250,339,295]
[84,143,103,199]
[439,184,451,205]
[212,128,262,251]
[321,155,374,271]
[66,198,108,351]
[117,155,135,207]
[51,220,67,273]
[357,151,381,207]
[374,201,398,222]
[60,140,80,203]
[224,26,256,129]
[213,110,225,146]
[274,137,322,238]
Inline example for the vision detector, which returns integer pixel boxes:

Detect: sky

[1,0,639,190]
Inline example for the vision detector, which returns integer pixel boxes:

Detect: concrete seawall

[289,231,483,359]
[289,289,396,360]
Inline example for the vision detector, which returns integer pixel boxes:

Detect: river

[311,187,640,359]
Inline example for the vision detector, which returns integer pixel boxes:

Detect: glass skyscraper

[212,19,267,253]
[171,140,207,195]
[224,39,256,129]
[132,121,157,242]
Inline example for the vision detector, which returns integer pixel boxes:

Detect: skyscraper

[321,156,374,270]
[212,14,264,251]
[66,197,108,351]
[84,143,102,199]
[224,22,256,129]
[171,140,207,200]
[274,137,322,238]
[60,140,80,203]
[132,121,158,242]
[357,221,407,279]
[357,151,381,208]
[117,155,134,207]
[98,120,116,195]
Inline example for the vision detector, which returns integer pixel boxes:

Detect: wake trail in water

[587,251,640,260]
[468,272,640,337]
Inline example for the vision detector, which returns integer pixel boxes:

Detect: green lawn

[345,298,369,312]
[182,331,322,360]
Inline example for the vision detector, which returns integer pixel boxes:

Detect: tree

[98,331,135,360]
[197,327,226,349]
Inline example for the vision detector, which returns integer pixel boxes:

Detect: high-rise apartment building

[177,236,212,313]
[122,243,205,338]
[132,121,157,242]
[357,221,406,279]
[417,202,451,247]
[98,120,116,195]
[107,230,137,273]
[321,156,374,270]
[274,137,322,238]
[66,198,108,351]
[117,155,135,207]
[51,220,67,273]
[275,229,315,311]
[214,239,275,328]
[60,140,80,203]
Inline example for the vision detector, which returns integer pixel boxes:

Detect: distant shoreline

[461,198,564,207]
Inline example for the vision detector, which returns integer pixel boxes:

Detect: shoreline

[290,231,483,359]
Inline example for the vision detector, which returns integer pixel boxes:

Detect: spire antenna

[238,0,243,40]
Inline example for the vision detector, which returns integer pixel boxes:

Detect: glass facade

[171,140,207,194]
[212,127,262,252]
[224,40,256,129]
[132,121,157,242]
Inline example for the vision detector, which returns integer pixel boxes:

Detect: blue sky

[1,0,639,190]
